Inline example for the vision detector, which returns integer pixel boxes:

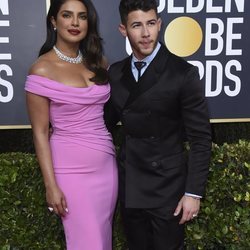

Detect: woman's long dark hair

[39,0,108,84]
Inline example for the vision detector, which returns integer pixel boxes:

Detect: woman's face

[52,0,88,45]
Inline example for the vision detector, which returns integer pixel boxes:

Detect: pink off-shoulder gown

[25,75,118,250]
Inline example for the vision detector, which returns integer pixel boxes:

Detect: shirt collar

[131,42,161,69]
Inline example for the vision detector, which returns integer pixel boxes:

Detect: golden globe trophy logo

[163,0,244,98]
[125,0,245,98]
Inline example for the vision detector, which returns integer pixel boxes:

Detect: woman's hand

[46,184,68,217]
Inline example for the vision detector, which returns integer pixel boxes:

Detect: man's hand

[173,195,200,224]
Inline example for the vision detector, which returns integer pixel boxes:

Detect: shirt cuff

[185,192,202,199]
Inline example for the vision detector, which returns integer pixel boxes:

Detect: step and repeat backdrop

[0,0,249,128]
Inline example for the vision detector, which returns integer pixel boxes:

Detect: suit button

[151,161,158,167]
[122,109,130,115]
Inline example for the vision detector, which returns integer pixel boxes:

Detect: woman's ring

[48,207,54,212]
[192,214,197,218]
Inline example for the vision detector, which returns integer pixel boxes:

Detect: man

[105,0,212,249]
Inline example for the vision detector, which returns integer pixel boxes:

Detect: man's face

[119,9,161,60]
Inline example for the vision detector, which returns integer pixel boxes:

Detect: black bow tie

[134,61,146,79]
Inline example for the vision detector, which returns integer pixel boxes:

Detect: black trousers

[120,203,185,250]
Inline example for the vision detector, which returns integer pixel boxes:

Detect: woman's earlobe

[51,16,56,30]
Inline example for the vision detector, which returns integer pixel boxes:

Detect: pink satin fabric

[25,75,118,250]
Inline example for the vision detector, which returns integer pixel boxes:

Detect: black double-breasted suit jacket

[105,44,212,209]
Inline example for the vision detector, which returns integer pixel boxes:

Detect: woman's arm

[26,91,68,216]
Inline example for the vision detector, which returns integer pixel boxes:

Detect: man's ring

[192,214,197,218]
[48,207,54,212]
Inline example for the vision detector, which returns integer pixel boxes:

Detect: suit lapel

[124,45,171,108]
[120,56,139,109]
[120,56,136,93]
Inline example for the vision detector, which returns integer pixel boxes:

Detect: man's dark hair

[119,0,158,24]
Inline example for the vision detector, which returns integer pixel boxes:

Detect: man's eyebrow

[147,18,157,22]
[131,18,157,24]
[131,21,141,25]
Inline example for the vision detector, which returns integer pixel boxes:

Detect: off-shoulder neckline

[28,74,97,89]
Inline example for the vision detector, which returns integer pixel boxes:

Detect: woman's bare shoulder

[28,52,55,77]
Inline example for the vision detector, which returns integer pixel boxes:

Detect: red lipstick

[68,29,80,35]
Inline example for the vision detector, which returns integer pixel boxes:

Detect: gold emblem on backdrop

[164,17,203,57]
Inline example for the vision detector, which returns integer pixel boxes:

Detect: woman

[25,0,118,249]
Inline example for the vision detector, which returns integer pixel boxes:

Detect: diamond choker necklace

[53,46,83,64]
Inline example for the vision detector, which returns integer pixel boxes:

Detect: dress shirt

[131,42,161,81]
